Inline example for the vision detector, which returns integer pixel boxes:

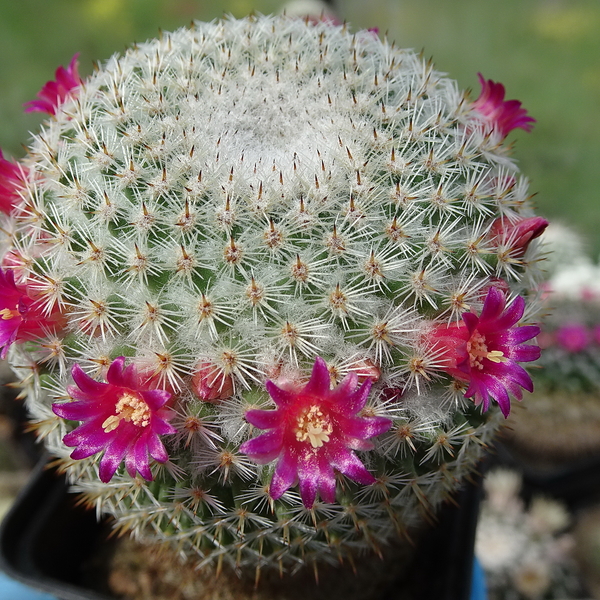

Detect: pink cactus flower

[25,54,82,115]
[0,267,62,359]
[240,357,392,508]
[489,216,549,257]
[430,287,540,417]
[580,287,600,302]
[536,331,554,350]
[473,73,535,138]
[52,357,176,482]
[0,150,27,215]
[556,324,589,353]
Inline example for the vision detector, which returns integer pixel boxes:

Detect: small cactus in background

[0,15,544,574]
[476,469,582,600]
[508,234,600,459]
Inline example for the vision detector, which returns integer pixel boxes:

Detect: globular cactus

[0,15,544,575]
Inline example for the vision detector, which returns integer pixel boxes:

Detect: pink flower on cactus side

[0,150,27,214]
[25,54,82,115]
[240,357,391,508]
[52,357,176,482]
[556,324,589,353]
[489,216,549,257]
[0,268,61,359]
[473,73,535,138]
[536,330,554,350]
[430,287,540,417]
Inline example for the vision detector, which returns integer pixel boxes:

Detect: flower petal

[141,388,172,411]
[265,381,297,408]
[244,408,281,430]
[337,414,392,440]
[328,446,375,486]
[478,286,506,324]
[490,324,540,346]
[99,434,131,482]
[53,400,106,421]
[297,451,320,508]
[126,431,153,480]
[317,455,337,504]
[106,356,127,386]
[331,377,370,414]
[63,417,112,446]
[270,450,298,500]
[302,356,331,397]
[152,412,178,436]
[147,432,169,463]
[240,429,283,463]
[70,364,108,397]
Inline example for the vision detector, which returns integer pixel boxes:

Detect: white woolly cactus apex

[0,14,545,573]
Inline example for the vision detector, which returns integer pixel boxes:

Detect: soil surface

[107,535,419,600]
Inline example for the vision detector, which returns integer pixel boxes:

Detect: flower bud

[489,216,549,256]
[350,358,382,384]
[192,363,234,402]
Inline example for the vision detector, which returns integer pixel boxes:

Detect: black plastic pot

[0,458,482,600]
[0,458,115,600]
[493,441,600,511]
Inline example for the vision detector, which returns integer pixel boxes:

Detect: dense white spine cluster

[5,15,543,572]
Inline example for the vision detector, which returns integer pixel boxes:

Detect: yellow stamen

[0,308,16,320]
[101,414,121,433]
[102,392,151,433]
[486,350,508,363]
[467,331,507,370]
[295,405,333,448]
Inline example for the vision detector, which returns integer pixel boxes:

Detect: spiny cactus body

[1,15,543,573]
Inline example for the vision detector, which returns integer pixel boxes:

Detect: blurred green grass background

[1,0,599,255]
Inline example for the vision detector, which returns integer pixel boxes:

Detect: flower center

[102,392,151,433]
[466,331,507,370]
[295,405,333,449]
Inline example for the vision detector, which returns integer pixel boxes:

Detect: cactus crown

[1,15,543,572]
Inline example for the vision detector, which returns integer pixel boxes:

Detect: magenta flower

[240,357,391,508]
[556,324,589,353]
[489,216,549,257]
[0,267,62,359]
[25,54,82,115]
[430,287,540,417]
[0,150,27,215]
[472,73,535,138]
[52,357,176,482]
